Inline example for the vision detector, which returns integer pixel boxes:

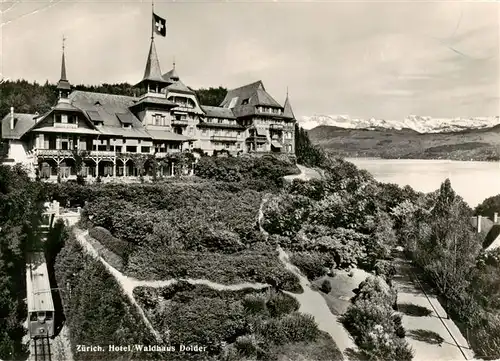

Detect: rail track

[31,336,52,361]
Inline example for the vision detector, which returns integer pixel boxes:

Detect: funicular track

[31,336,52,361]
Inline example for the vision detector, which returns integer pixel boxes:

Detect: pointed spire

[60,35,67,81]
[141,38,166,83]
[169,56,179,81]
[57,35,71,95]
[283,88,295,119]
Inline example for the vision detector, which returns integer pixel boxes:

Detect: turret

[56,36,71,101]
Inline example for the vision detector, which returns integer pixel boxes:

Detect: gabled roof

[147,129,193,141]
[138,39,169,84]
[220,80,282,109]
[485,225,500,250]
[1,113,37,140]
[283,95,295,119]
[53,102,81,112]
[201,105,236,119]
[471,216,495,240]
[166,79,195,95]
[68,91,149,138]
[129,96,177,110]
[163,67,179,82]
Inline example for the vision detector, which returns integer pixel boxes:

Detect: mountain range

[299,115,500,134]
[306,122,500,162]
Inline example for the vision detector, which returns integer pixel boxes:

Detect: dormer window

[122,124,132,129]
[241,98,249,105]
[228,97,238,109]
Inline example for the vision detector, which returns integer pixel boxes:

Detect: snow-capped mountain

[299,115,500,133]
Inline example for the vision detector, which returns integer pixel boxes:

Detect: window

[228,97,239,109]
[55,114,61,123]
[154,114,164,126]
[202,129,207,136]
[225,144,229,149]
[237,131,241,137]
[241,98,249,105]
[126,146,137,153]
[218,119,222,124]
[237,143,240,149]
[141,146,150,153]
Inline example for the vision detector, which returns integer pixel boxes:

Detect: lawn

[312,268,371,316]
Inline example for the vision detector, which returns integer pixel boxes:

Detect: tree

[195,87,228,107]
[294,124,327,167]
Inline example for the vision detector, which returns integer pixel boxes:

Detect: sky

[0,0,499,120]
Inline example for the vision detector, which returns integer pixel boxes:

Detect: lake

[346,158,500,207]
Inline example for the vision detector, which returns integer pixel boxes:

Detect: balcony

[171,119,189,126]
[155,149,181,158]
[54,123,78,129]
[270,124,284,130]
[211,135,238,142]
[36,149,74,157]
[90,150,116,157]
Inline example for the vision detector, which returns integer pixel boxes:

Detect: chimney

[477,215,482,233]
[494,212,498,224]
[10,107,14,130]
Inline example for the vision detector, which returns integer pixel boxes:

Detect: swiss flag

[153,13,166,37]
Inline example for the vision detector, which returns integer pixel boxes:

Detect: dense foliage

[0,165,47,360]
[195,86,228,107]
[55,233,160,360]
[194,154,300,189]
[393,178,500,358]
[340,276,413,361]
[262,157,399,277]
[0,80,230,119]
[134,282,342,360]
[77,180,301,292]
[295,124,327,167]
[475,194,500,219]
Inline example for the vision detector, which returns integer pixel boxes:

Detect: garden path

[71,226,271,344]
[392,253,475,361]
[258,193,356,356]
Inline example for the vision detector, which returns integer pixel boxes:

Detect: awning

[255,126,266,136]
[271,141,282,148]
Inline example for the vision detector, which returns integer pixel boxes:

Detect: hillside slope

[307,125,500,161]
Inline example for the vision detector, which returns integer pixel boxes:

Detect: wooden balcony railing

[211,135,238,142]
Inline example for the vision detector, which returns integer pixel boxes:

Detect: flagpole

[151,0,154,40]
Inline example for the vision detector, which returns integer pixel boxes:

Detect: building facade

[1,38,297,181]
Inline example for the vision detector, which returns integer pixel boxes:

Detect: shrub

[352,276,396,308]
[288,178,326,201]
[341,276,412,360]
[242,294,268,316]
[392,314,406,338]
[320,279,332,294]
[289,252,328,280]
[261,194,312,237]
[256,312,319,345]
[373,260,397,284]
[266,291,299,317]
[89,226,131,261]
